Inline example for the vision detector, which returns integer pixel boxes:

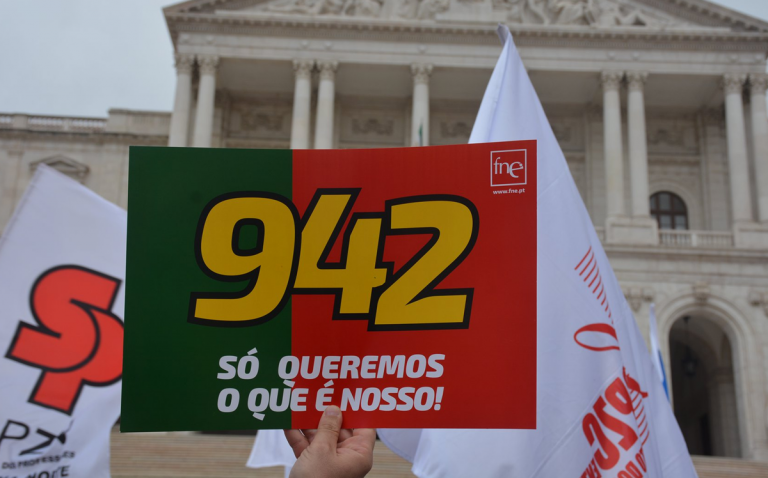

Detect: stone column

[627,72,650,218]
[411,64,432,147]
[602,71,626,218]
[290,60,314,149]
[192,55,219,148]
[314,60,338,150]
[750,73,768,223]
[724,73,753,223]
[168,54,195,147]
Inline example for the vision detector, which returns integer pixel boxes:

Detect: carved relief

[352,118,394,136]
[646,118,698,154]
[490,0,668,26]
[623,287,654,312]
[241,112,284,132]
[440,121,471,139]
[30,155,90,182]
[693,282,710,304]
[748,290,768,317]
[257,0,670,26]
[227,99,291,140]
[339,101,405,146]
[431,110,474,146]
[268,0,384,16]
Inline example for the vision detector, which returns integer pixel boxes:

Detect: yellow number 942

[188,190,479,331]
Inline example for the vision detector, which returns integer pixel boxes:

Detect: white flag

[649,304,670,400]
[246,430,296,478]
[0,165,126,478]
[383,26,697,478]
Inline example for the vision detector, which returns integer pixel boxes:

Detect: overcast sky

[0,0,766,118]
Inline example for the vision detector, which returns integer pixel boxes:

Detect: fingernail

[324,406,340,417]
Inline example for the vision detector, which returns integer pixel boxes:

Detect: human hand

[284,406,375,478]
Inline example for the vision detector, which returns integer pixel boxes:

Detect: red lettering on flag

[6,266,123,415]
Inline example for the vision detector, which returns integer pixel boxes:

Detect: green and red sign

[122,141,536,431]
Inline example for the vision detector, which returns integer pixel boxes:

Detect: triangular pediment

[165,0,768,32]
[30,155,90,182]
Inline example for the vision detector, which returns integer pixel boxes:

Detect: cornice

[166,13,768,53]
[604,243,768,263]
[0,129,168,146]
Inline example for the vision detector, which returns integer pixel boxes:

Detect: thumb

[312,406,343,451]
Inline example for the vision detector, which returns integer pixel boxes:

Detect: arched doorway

[669,315,741,457]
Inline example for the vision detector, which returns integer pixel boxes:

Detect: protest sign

[0,165,125,478]
[122,141,537,431]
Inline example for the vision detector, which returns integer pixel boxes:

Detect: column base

[733,222,768,249]
[605,216,659,246]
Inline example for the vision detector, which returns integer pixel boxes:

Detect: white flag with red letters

[378,26,697,478]
[0,165,125,478]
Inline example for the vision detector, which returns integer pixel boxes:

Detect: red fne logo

[490,149,527,187]
[5,266,124,415]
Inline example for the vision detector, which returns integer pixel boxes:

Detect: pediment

[165,0,768,32]
[30,155,90,182]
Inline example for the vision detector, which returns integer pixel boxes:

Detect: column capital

[723,73,747,95]
[293,59,315,80]
[411,63,433,85]
[601,71,624,92]
[316,60,338,81]
[174,54,195,75]
[197,55,219,75]
[627,71,648,92]
[749,73,768,96]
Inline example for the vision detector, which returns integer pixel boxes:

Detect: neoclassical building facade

[3,0,768,469]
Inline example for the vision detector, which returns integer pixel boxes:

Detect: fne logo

[490,149,527,187]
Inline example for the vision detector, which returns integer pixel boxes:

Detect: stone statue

[342,0,384,16]
[416,0,450,20]
[525,0,550,25]
[395,0,419,18]
[585,0,657,27]
[552,0,590,25]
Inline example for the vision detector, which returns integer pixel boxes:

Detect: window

[650,192,688,230]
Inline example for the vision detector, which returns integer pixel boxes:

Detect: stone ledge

[605,216,659,246]
[733,222,768,249]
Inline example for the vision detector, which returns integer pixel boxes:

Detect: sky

[0,0,767,118]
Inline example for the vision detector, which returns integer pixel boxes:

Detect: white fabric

[0,165,126,478]
[246,26,697,478]
[649,304,670,399]
[246,430,296,478]
[403,25,697,478]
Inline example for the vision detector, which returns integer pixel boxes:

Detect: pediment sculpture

[260,0,670,27]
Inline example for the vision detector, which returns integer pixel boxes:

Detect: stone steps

[692,455,768,478]
[110,431,416,478]
[111,431,768,478]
